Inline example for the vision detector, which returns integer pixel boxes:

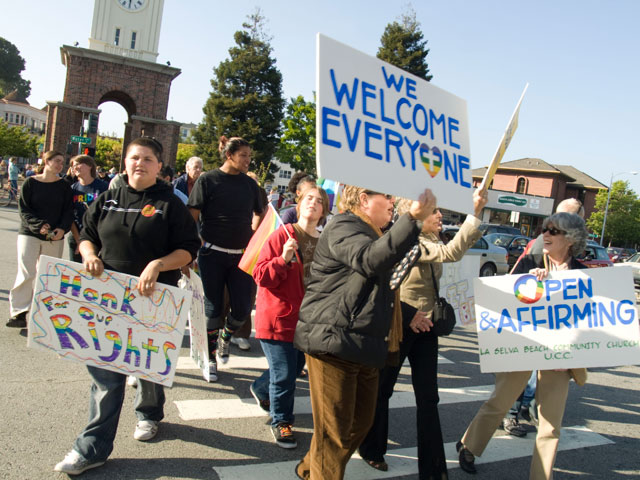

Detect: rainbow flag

[238,204,284,276]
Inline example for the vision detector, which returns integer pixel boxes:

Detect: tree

[377,7,433,81]
[194,9,284,176]
[175,143,198,173]
[0,37,31,98]
[275,95,316,175]
[586,180,640,247]
[94,136,123,171]
[0,120,38,157]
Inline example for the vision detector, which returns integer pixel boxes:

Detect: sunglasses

[364,190,394,200]
[543,227,566,236]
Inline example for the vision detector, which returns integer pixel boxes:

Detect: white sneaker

[208,361,218,382]
[54,450,104,475]
[133,420,158,441]
[231,337,251,351]
[217,336,230,364]
[127,375,138,387]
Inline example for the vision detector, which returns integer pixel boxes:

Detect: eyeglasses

[543,227,566,236]
[364,190,394,200]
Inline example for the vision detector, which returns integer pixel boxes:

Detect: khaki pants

[10,234,64,316]
[461,369,571,480]
[297,354,379,480]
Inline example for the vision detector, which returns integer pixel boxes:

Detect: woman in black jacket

[294,185,436,480]
[54,137,200,476]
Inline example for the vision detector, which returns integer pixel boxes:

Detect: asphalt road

[0,205,638,480]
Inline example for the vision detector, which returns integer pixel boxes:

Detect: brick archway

[44,45,181,167]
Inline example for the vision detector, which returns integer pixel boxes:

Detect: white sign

[473,267,640,373]
[179,271,210,382]
[316,34,473,214]
[441,256,480,325]
[28,256,191,387]
[479,83,529,190]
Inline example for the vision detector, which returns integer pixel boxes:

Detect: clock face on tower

[117,0,145,11]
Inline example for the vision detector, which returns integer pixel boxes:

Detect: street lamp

[600,170,638,246]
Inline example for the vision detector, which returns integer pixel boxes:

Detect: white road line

[174,384,493,421]
[213,426,613,479]
[175,354,452,371]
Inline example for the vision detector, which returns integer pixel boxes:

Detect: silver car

[441,227,510,276]
[614,252,640,295]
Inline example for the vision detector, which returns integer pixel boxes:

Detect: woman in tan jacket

[358,188,488,479]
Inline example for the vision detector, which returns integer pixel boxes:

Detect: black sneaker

[271,423,297,449]
[502,417,527,437]
[6,311,27,328]
[250,383,270,413]
[456,440,476,474]
[519,405,532,422]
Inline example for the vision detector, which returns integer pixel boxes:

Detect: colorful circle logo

[141,204,156,217]
[513,274,543,304]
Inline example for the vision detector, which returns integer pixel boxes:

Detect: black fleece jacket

[79,178,200,287]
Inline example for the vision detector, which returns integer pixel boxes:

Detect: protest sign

[28,256,191,387]
[178,271,210,382]
[316,34,473,215]
[479,83,529,190]
[440,255,480,326]
[473,267,640,372]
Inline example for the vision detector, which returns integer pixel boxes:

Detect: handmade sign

[28,256,191,387]
[179,271,210,382]
[473,267,640,372]
[440,255,480,326]
[316,33,473,214]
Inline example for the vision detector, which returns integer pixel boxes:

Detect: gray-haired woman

[458,212,588,480]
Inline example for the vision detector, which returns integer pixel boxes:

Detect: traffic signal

[87,114,99,134]
[83,147,96,157]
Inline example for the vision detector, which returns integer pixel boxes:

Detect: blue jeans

[73,366,165,462]
[508,370,537,418]
[252,339,305,426]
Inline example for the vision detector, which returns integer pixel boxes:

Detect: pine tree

[377,8,433,81]
[194,10,284,175]
[0,37,31,98]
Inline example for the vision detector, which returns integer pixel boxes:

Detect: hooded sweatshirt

[79,177,200,287]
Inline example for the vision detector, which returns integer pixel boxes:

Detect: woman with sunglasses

[293,186,436,480]
[457,212,588,480]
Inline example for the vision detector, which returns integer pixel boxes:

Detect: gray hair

[556,198,584,218]
[186,156,203,168]
[543,212,587,257]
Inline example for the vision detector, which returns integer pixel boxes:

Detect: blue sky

[3,0,639,194]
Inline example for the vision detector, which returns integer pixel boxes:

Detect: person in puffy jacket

[250,185,329,449]
[294,185,436,480]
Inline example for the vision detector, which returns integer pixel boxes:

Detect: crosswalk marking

[213,426,613,479]
[174,384,494,421]
[175,353,452,372]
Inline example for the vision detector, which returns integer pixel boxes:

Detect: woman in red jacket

[251,185,329,449]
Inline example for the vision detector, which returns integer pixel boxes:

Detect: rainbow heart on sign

[420,144,442,178]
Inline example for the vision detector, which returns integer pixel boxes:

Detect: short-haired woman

[294,185,436,480]
[68,155,108,262]
[457,212,589,479]
[7,151,72,328]
[54,137,200,475]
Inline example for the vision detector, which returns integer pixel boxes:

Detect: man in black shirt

[188,136,264,381]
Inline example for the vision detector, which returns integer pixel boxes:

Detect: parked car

[441,226,509,276]
[577,244,614,268]
[478,223,522,236]
[607,247,636,263]
[614,252,640,287]
[484,233,532,269]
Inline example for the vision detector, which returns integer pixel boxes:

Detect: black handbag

[430,264,456,336]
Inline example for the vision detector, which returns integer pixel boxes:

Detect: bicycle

[0,181,19,207]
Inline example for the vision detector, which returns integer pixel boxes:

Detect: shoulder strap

[430,263,440,297]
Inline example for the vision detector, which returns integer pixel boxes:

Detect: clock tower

[88,0,164,62]
[44,0,182,167]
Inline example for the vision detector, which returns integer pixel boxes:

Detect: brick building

[471,158,607,237]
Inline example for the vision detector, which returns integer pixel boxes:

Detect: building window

[114,28,120,46]
[9,113,14,123]
[131,31,137,49]
[516,177,526,194]
[4,113,7,122]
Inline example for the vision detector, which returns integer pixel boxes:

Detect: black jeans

[359,304,447,479]
[198,247,254,331]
